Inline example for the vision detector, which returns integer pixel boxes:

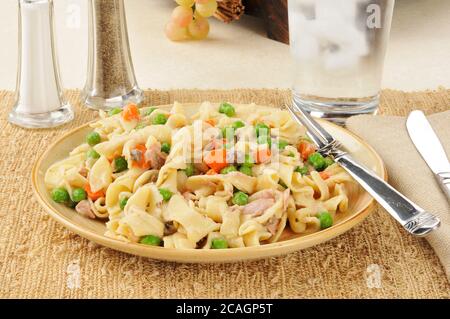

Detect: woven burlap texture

[0,89,449,298]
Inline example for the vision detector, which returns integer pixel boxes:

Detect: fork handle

[336,154,440,237]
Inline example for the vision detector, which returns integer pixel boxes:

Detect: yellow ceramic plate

[32,103,386,263]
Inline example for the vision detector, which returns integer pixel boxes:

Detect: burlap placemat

[0,88,449,299]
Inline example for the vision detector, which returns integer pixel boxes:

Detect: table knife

[406,110,450,201]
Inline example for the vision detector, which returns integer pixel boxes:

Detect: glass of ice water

[288,0,395,123]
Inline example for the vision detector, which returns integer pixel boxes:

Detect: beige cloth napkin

[346,111,450,280]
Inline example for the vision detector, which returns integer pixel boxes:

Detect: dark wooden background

[244,0,289,44]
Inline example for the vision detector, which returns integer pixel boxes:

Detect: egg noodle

[45,102,356,249]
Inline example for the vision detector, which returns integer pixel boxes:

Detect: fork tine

[285,103,327,149]
[289,102,335,144]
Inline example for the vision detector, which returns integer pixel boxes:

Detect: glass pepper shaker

[81,0,143,110]
[9,0,73,129]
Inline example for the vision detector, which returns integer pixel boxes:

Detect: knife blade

[406,110,450,201]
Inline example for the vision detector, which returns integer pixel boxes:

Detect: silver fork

[286,102,441,237]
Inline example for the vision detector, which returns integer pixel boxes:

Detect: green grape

[165,21,189,41]
[176,0,195,7]
[171,5,193,28]
[195,0,218,18]
[187,16,209,40]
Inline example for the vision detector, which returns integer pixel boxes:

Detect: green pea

[278,140,289,150]
[239,165,253,176]
[184,164,195,177]
[119,198,128,210]
[221,127,235,141]
[114,156,128,173]
[232,191,248,206]
[152,114,167,125]
[211,238,228,249]
[218,102,236,117]
[231,120,245,129]
[51,188,70,204]
[161,142,171,154]
[255,123,270,137]
[257,134,272,148]
[294,166,309,175]
[243,154,254,167]
[324,157,334,168]
[87,149,100,159]
[220,165,237,175]
[318,211,333,229]
[86,131,101,146]
[143,107,156,116]
[159,188,173,202]
[72,188,87,202]
[140,235,162,246]
[287,152,295,157]
[308,152,326,171]
[135,122,146,130]
[108,108,122,116]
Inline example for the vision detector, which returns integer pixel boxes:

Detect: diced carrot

[204,119,216,127]
[131,144,149,169]
[206,169,217,175]
[122,104,140,122]
[298,141,316,160]
[255,148,272,164]
[319,171,330,180]
[84,183,105,201]
[204,149,228,172]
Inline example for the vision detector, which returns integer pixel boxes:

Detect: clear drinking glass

[81,0,143,110]
[288,0,395,123]
[9,0,73,128]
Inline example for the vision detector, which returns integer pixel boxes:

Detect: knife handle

[436,172,450,202]
[336,155,441,237]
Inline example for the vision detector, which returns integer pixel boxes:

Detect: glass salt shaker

[81,0,143,110]
[9,0,73,129]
